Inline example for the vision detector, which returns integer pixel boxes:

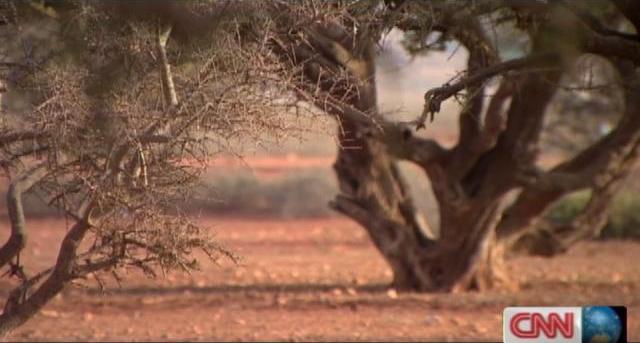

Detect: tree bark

[269,2,640,292]
[0,165,47,269]
[268,10,523,292]
[332,150,511,291]
[323,50,512,291]
[0,200,95,338]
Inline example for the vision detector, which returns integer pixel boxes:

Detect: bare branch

[73,257,119,278]
[443,17,499,181]
[413,53,556,130]
[497,60,640,241]
[511,155,634,257]
[0,201,94,335]
[293,83,446,165]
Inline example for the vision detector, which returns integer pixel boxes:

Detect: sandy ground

[0,216,639,342]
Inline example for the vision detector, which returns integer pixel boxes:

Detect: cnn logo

[504,307,582,343]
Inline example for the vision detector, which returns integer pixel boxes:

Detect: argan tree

[0,2,290,336]
[266,0,640,291]
[2,3,639,338]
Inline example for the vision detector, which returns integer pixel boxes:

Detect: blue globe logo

[582,306,622,343]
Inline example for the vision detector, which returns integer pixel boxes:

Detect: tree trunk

[268,0,640,293]
[333,165,511,291]
[268,7,560,293]
[317,32,513,291]
[331,109,511,291]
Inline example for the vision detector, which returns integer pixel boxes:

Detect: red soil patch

[0,217,639,341]
[204,154,335,179]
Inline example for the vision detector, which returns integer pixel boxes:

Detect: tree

[0,2,290,336]
[265,0,640,291]
[1,1,639,336]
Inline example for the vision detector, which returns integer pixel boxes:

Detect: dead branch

[414,53,556,130]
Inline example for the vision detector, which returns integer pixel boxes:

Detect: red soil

[0,217,638,341]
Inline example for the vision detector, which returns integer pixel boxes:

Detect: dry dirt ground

[1,217,639,342]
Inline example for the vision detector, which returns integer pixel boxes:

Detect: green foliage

[546,190,591,225]
[602,191,640,239]
[546,189,640,239]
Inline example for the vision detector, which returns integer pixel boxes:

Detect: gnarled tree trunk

[324,44,517,290]
[331,110,513,291]
[270,1,640,292]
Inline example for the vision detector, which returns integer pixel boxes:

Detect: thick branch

[311,90,447,165]
[559,3,640,65]
[0,198,94,337]
[498,120,640,242]
[157,21,178,108]
[497,60,640,241]
[0,164,47,269]
[583,30,640,65]
[454,18,496,147]
[497,126,640,242]
[531,60,640,191]
[512,155,634,257]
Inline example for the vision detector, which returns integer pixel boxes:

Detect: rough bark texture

[271,1,640,291]
[0,162,98,337]
[0,213,95,337]
[0,165,47,269]
[270,9,520,291]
